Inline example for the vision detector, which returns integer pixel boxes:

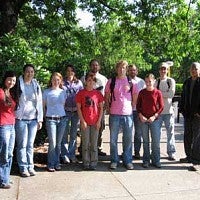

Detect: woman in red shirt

[137,73,164,168]
[0,71,17,189]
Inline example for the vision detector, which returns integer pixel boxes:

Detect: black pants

[184,116,200,163]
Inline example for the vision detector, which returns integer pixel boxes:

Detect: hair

[85,72,96,82]
[23,64,35,72]
[1,70,18,106]
[48,72,63,89]
[145,73,155,80]
[89,59,100,67]
[128,64,137,69]
[65,64,78,83]
[190,62,200,70]
[116,60,128,69]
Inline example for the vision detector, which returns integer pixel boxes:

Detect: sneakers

[134,152,141,160]
[20,171,30,177]
[83,165,90,170]
[110,162,117,169]
[126,163,134,170]
[55,166,62,171]
[152,163,162,168]
[63,156,70,164]
[180,157,191,163]
[142,163,149,168]
[70,157,78,163]
[168,155,176,161]
[29,169,36,176]
[47,168,55,172]
[188,165,200,171]
[0,184,11,189]
[98,149,107,156]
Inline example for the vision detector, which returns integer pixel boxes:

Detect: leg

[122,115,133,165]
[27,120,38,172]
[90,125,99,168]
[81,126,90,168]
[15,119,29,173]
[150,119,161,167]
[109,115,120,165]
[163,114,176,158]
[55,117,67,168]
[133,111,142,158]
[141,122,150,165]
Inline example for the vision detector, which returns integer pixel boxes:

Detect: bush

[175,83,183,95]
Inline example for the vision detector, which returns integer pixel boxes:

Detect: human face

[24,66,35,81]
[145,77,155,90]
[66,67,75,78]
[5,76,16,89]
[51,75,62,88]
[128,66,138,79]
[116,64,127,77]
[90,61,100,74]
[159,67,168,78]
[190,66,200,79]
[85,77,95,90]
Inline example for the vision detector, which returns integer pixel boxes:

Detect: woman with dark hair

[61,64,83,163]
[0,71,17,189]
[15,64,43,177]
[43,72,67,172]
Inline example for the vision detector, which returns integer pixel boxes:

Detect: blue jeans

[15,119,38,173]
[61,111,79,160]
[158,114,176,156]
[140,119,161,165]
[109,114,133,165]
[0,125,15,185]
[82,125,98,167]
[46,117,66,169]
[133,111,142,154]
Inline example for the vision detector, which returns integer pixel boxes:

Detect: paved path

[1,115,200,200]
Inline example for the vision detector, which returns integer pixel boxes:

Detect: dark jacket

[179,77,200,118]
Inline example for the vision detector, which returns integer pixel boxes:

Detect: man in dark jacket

[179,62,200,171]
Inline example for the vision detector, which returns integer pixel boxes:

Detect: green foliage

[175,83,183,95]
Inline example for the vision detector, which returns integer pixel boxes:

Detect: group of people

[0,59,200,190]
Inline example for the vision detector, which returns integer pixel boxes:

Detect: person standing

[179,62,200,171]
[137,74,164,168]
[0,71,17,189]
[61,64,83,163]
[43,72,67,172]
[76,73,104,170]
[105,60,138,170]
[128,64,145,159]
[155,62,176,160]
[15,64,43,177]
[81,59,108,156]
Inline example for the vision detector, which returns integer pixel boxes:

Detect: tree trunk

[0,0,27,37]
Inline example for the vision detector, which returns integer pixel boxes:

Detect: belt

[66,110,77,113]
[46,116,65,120]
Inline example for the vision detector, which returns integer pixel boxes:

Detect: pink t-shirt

[105,77,138,115]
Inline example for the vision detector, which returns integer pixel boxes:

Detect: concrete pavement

[1,115,200,200]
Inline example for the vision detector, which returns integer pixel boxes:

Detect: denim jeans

[46,117,67,169]
[158,114,176,156]
[82,125,98,167]
[0,125,15,185]
[61,111,79,160]
[109,114,133,165]
[133,111,143,154]
[140,119,161,165]
[15,119,38,173]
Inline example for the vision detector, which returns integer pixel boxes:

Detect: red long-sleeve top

[136,88,164,118]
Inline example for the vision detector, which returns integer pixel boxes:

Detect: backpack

[157,78,171,90]
[110,76,133,105]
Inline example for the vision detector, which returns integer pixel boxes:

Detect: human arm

[96,102,103,130]
[76,102,87,131]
